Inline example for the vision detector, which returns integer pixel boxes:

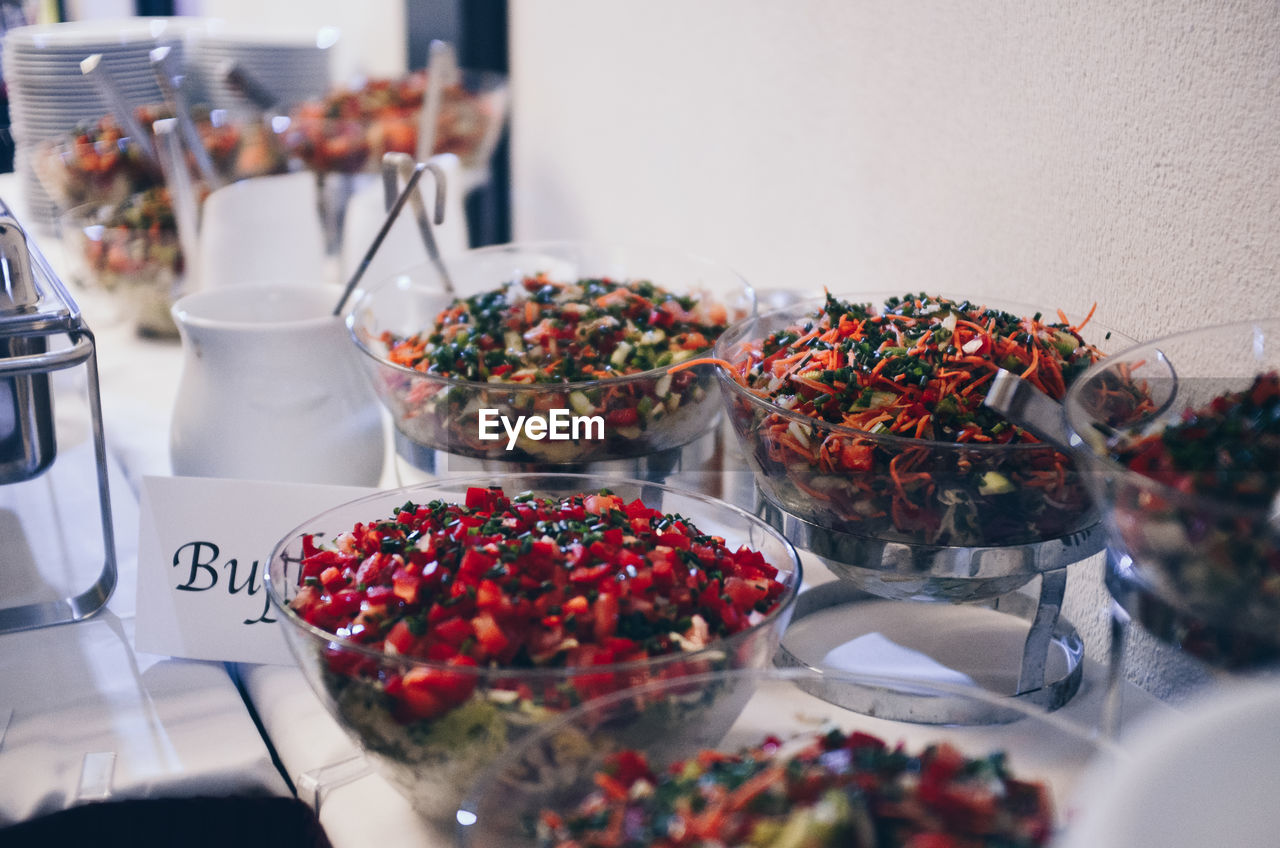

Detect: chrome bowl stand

[757,494,1103,724]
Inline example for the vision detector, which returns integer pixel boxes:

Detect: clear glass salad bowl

[457,667,1110,848]
[35,106,289,211]
[58,193,187,338]
[715,292,1123,550]
[347,241,755,471]
[264,473,801,826]
[1063,318,1280,662]
[713,292,1130,601]
[282,68,509,177]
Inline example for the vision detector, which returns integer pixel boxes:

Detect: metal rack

[758,494,1103,724]
[0,207,117,633]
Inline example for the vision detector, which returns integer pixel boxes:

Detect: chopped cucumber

[568,390,595,416]
[978,471,1015,495]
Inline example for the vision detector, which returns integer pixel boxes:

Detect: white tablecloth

[0,173,1171,846]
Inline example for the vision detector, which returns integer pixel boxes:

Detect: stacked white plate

[2,17,193,227]
[185,22,336,114]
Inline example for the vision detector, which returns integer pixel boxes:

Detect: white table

[0,173,1169,846]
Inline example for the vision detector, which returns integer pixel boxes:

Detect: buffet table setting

[4,15,1280,848]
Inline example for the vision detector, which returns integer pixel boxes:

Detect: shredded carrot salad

[687,292,1104,444]
[699,292,1111,547]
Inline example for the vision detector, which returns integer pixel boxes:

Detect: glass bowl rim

[264,470,803,681]
[345,238,757,393]
[713,289,1130,456]
[1063,315,1280,523]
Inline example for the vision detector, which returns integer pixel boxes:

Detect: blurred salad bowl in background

[1063,318,1280,662]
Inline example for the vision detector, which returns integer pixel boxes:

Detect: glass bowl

[715,292,1128,552]
[1063,318,1280,659]
[457,667,1111,847]
[34,106,290,212]
[347,241,755,470]
[58,189,190,338]
[264,473,801,825]
[282,68,509,176]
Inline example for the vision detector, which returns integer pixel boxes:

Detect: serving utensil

[218,60,278,112]
[151,118,202,292]
[150,45,221,190]
[381,151,454,296]
[79,54,157,165]
[416,40,458,163]
[333,159,447,316]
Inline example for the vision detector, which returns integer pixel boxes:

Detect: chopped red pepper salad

[1103,370,1280,647]
[1114,370,1280,507]
[537,728,1053,848]
[288,486,789,723]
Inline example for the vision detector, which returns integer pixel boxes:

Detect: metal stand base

[776,577,1084,724]
[754,495,1103,604]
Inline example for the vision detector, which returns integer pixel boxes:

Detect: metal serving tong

[382,151,455,295]
[150,45,221,190]
[332,155,450,316]
[80,54,158,166]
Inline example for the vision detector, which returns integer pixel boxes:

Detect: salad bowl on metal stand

[347,240,755,493]
[713,291,1131,724]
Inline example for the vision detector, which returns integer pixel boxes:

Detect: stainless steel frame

[0,209,117,633]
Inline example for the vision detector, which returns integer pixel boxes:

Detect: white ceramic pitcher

[169,284,385,486]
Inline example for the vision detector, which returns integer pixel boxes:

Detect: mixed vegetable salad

[370,274,734,463]
[536,728,1053,848]
[36,105,287,210]
[285,68,504,173]
[75,186,181,280]
[1104,369,1280,644]
[711,292,1109,547]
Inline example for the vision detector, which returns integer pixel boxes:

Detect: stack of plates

[185,22,336,114]
[1,17,192,227]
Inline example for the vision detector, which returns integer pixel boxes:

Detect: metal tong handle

[332,160,444,316]
[80,54,158,165]
[150,46,221,190]
[151,119,203,293]
[416,39,459,162]
[218,60,278,112]
[381,152,454,296]
[982,368,1074,451]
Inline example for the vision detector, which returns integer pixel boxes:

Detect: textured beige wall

[509,0,1279,700]
[510,1,1280,338]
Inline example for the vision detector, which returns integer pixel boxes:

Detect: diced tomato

[430,616,472,647]
[605,407,639,426]
[723,576,767,612]
[458,547,496,582]
[593,593,619,642]
[840,442,875,471]
[471,611,510,658]
[385,619,416,654]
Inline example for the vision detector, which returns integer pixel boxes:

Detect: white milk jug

[169,284,385,485]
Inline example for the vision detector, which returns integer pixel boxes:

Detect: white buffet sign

[134,475,376,664]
